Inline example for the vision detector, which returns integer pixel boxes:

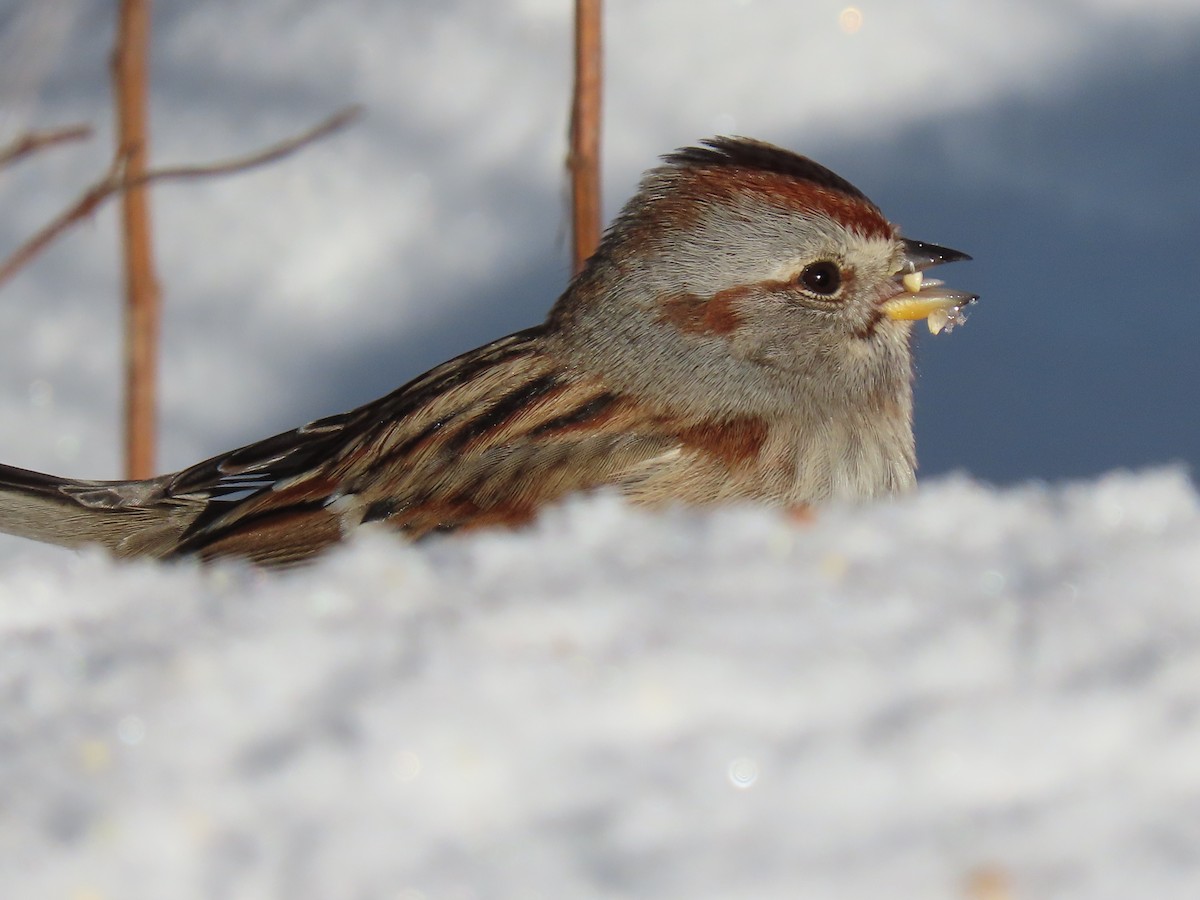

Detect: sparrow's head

[551,137,974,420]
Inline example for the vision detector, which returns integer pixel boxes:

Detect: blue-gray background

[0,0,1196,488]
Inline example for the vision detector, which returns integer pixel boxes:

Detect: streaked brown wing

[163,328,685,565]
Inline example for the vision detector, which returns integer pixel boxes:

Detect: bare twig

[114,0,159,479]
[568,0,603,275]
[0,105,362,292]
[0,166,118,290]
[124,105,362,186]
[0,124,92,170]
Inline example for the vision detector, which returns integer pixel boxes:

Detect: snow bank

[2,469,1199,898]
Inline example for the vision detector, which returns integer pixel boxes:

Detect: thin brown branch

[0,124,92,170]
[568,0,603,275]
[0,105,362,292]
[0,165,118,290]
[126,105,363,186]
[114,0,159,479]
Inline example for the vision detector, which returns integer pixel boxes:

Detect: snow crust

[3,469,1199,898]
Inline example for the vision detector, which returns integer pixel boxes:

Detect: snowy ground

[3,469,1200,898]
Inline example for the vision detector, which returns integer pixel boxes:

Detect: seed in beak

[926,305,967,335]
[902,271,923,294]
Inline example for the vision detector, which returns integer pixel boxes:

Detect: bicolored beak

[880,239,978,334]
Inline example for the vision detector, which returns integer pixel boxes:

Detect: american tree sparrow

[0,137,975,566]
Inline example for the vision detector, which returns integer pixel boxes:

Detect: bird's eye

[797,260,842,297]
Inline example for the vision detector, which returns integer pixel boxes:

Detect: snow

[2,469,1200,898]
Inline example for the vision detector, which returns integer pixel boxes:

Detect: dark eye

[797,260,842,296]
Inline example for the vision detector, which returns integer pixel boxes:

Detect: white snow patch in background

[3,469,1200,898]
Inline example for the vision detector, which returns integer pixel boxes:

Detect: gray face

[659,194,907,345]
[556,184,913,422]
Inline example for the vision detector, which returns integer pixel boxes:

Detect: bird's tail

[0,463,191,559]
